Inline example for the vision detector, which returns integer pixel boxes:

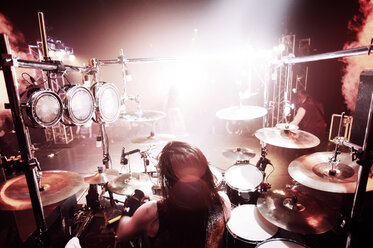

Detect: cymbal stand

[344,94,373,248]
[328,112,345,176]
[256,61,272,192]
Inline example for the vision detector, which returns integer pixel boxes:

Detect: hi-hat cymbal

[107,172,154,195]
[216,105,267,121]
[257,187,339,234]
[120,110,166,122]
[288,152,373,193]
[131,133,174,145]
[0,170,84,211]
[222,147,256,161]
[254,127,320,149]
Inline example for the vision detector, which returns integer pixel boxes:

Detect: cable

[21,72,37,86]
[264,162,275,184]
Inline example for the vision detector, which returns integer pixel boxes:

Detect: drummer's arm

[290,107,306,126]
[117,200,158,242]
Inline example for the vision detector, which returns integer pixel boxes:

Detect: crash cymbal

[216,105,267,121]
[120,110,166,122]
[0,170,84,211]
[257,187,339,234]
[288,152,373,193]
[107,172,154,195]
[131,133,174,145]
[222,147,256,161]
[255,127,320,149]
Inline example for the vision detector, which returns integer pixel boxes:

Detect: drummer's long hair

[156,141,224,248]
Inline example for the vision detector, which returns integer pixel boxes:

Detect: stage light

[21,88,63,127]
[92,82,121,123]
[63,85,95,125]
[68,54,76,62]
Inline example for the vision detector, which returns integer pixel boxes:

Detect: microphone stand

[345,93,373,248]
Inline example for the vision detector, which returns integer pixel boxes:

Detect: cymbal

[288,152,373,193]
[254,127,320,149]
[0,170,84,211]
[120,110,166,122]
[107,172,154,195]
[222,147,256,161]
[84,171,118,184]
[257,187,339,234]
[216,105,267,121]
[131,133,174,145]
[275,123,299,131]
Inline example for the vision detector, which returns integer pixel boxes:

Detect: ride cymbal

[288,152,373,193]
[0,170,84,211]
[216,105,267,121]
[257,187,339,234]
[254,127,320,149]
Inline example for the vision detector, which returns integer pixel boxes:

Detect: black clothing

[298,97,327,140]
[150,195,225,248]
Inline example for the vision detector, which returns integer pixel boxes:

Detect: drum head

[256,238,308,248]
[225,165,263,191]
[227,204,278,242]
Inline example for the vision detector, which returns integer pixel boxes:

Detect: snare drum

[224,164,263,206]
[255,238,309,248]
[226,204,278,248]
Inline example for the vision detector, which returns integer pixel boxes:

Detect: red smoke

[341,0,373,112]
[0,13,38,97]
[0,13,30,60]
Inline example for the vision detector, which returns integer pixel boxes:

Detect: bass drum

[255,238,309,248]
[226,204,278,248]
[225,164,263,206]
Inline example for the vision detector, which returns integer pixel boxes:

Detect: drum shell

[255,238,309,248]
[224,164,263,206]
[226,186,260,206]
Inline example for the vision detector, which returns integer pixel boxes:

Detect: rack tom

[224,163,263,206]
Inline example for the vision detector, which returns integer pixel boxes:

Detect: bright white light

[68,54,76,61]
[278,43,286,52]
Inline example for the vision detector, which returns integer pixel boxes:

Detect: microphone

[120,147,128,165]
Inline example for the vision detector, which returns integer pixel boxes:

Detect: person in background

[116,141,231,248]
[290,89,327,142]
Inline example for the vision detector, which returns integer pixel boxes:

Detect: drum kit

[215,104,371,247]
[0,101,367,247]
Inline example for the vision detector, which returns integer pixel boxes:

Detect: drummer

[290,89,327,143]
[116,141,231,247]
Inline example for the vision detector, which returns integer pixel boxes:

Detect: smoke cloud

[341,0,373,112]
[0,13,38,99]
